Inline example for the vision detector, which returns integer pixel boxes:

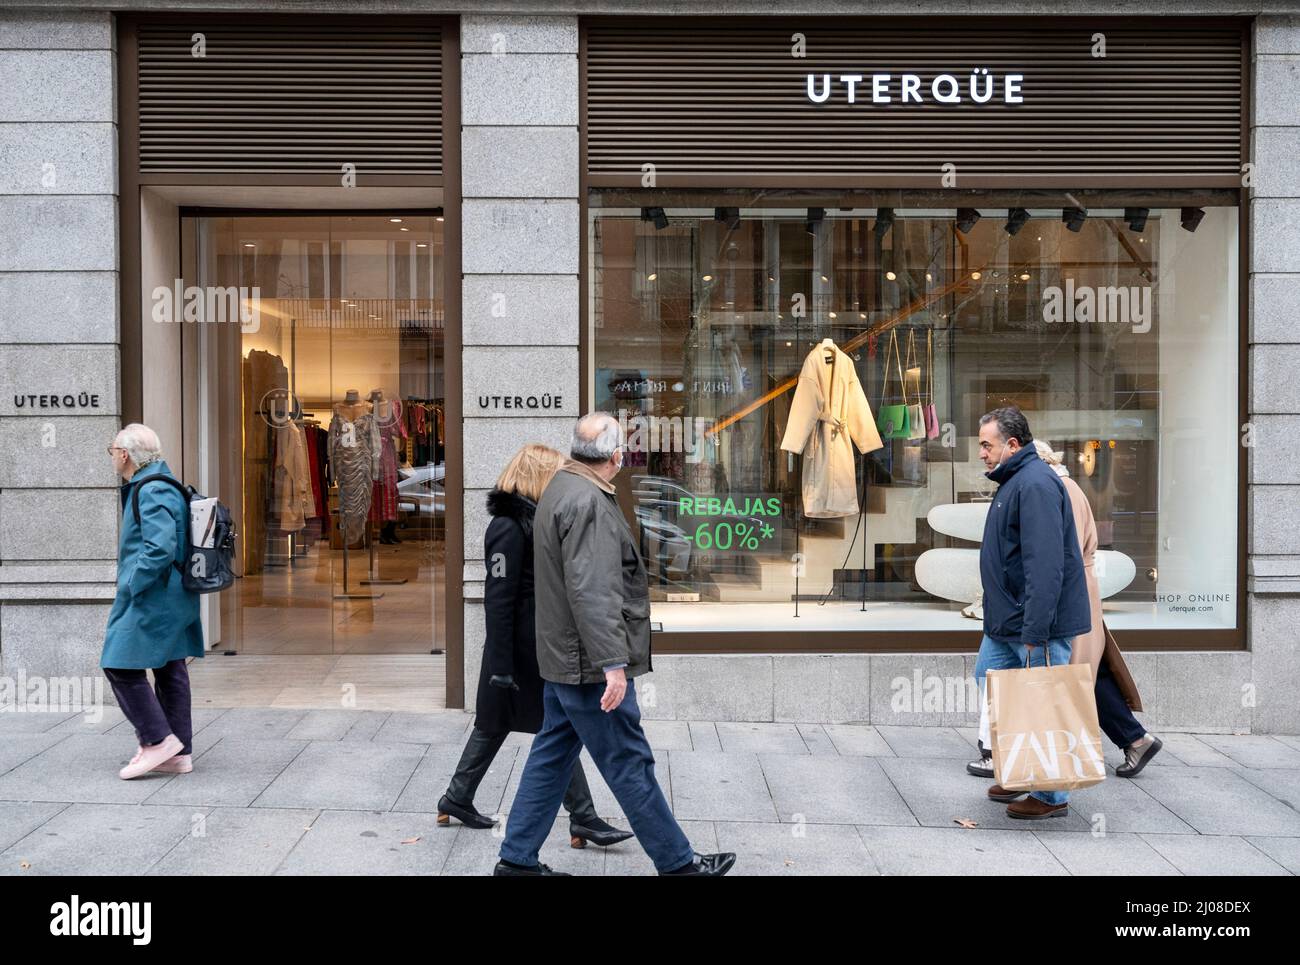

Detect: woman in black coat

[437,444,632,849]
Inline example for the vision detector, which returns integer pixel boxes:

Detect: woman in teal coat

[102,424,204,780]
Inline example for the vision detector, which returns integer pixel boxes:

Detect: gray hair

[570,412,623,464]
[979,406,1034,448]
[1033,439,1070,477]
[114,423,163,468]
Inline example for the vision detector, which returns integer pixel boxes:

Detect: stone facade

[458,15,581,706]
[0,10,119,683]
[0,5,1293,731]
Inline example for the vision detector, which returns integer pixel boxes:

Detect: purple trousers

[103,658,194,755]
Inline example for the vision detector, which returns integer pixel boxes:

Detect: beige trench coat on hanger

[780,339,885,518]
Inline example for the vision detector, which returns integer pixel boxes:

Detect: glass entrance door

[185,213,446,655]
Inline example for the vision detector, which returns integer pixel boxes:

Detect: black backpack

[131,476,237,594]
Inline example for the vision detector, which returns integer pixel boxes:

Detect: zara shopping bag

[987,648,1106,794]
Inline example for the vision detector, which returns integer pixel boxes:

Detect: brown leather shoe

[1007,797,1069,820]
[987,783,1027,803]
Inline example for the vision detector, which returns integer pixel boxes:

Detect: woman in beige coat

[1034,441,1162,778]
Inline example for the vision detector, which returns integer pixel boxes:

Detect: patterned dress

[369,399,408,523]
[328,408,379,545]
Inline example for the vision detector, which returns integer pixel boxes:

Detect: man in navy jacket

[974,406,1091,819]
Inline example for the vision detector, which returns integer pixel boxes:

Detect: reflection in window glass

[588,202,1238,634]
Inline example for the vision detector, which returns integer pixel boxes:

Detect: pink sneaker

[119,734,184,780]
[155,754,193,774]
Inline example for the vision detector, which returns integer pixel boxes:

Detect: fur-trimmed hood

[486,488,536,536]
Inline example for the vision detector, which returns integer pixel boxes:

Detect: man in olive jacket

[495,413,735,877]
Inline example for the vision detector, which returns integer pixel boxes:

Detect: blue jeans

[500,678,694,873]
[975,634,1073,806]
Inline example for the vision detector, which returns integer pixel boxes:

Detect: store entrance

[183,213,447,658]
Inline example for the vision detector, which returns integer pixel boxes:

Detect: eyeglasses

[106,446,125,456]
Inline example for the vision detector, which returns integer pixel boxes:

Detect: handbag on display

[876,329,910,440]
[924,328,940,440]
[904,328,927,441]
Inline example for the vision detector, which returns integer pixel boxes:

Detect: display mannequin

[368,388,407,544]
[329,389,380,546]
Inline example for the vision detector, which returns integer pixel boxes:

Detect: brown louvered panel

[585,18,1245,185]
[137,24,441,175]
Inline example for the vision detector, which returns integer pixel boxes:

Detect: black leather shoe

[436,794,497,830]
[660,852,737,876]
[569,817,635,849]
[493,859,571,876]
[1116,734,1163,778]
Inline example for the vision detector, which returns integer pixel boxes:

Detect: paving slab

[147,807,318,876]
[0,803,203,876]
[252,741,426,811]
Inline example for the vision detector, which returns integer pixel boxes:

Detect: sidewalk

[1,707,1298,875]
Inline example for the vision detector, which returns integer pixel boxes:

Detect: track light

[1062,207,1087,232]
[874,208,895,241]
[1125,207,1150,233]
[805,207,825,235]
[955,208,981,234]
[1180,207,1205,232]
[641,206,669,230]
[1004,208,1029,236]
[714,206,741,229]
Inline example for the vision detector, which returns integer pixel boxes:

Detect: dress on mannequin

[329,390,380,546]
[368,391,408,544]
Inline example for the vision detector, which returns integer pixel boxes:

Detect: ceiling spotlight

[641,206,669,230]
[828,311,838,318]
[416,243,428,248]
[399,227,410,232]
[955,208,981,234]
[970,271,982,280]
[1005,208,1029,236]
[242,243,256,248]
[702,274,713,282]
[885,270,897,281]
[435,216,444,222]
[805,207,825,235]
[389,218,403,224]
[1181,207,1205,232]
[647,272,657,282]
[1125,207,1150,233]
[1062,207,1087,232]
[714,206,741,229]
[925,272,933,282]
[1019,272,1031,281]
[874,208,895,241]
